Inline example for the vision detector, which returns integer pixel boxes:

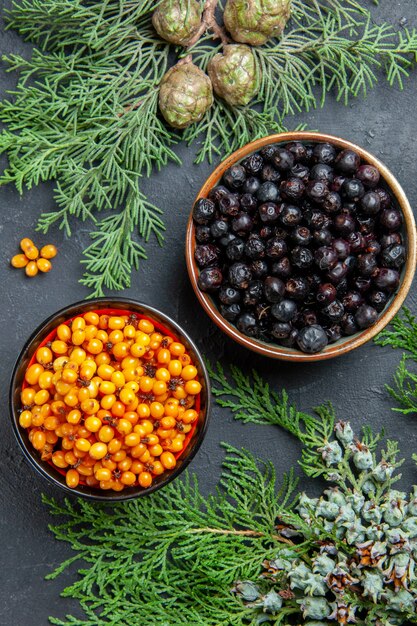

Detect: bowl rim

[186,131,417,361]
[9,296,211,501]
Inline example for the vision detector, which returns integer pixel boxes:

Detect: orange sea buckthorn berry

[119,387,135,406]
[83,311,99,325]
[56,324,71,342]
[89,442,108,460]
[11,254,29,268]
[20,237,34,252]
[121,471,136,486]
[77,464,94,477]
[87,338,103,355]
[69,347,86,365]
[51,340,68,355]
[24,245,39,260]
[25,261,38,277]
[169,438,184,453]
[139,376,154,393]
[84,416,102,433]
[149,444,163,457]
[98,314,109,329]
[66,469,80,489]
[61,368,78,384]
[99,380,116,395]
[40,244,57,259]
[84,325,97,341]
[108,329,124,345]
[153,380,167,396]
[36,346,53,366]
[111,401,126,418]
[111,450,126,463]
[25,363,44,386]
[32,430,46,451]
[71,329,85,346]
[179,354,191,366]
[75,438,91,453]
[117,418,133,436]
[107,438,122,454]
[111,371,126,388]
[181,365,198,381]
[21,387,36,406]
[168,360,182,376]
[150,402,164,419]
[80,399,100,415]
[138,319,154,334]
[130,460,144,474]
[137,404,151,418]
[169,342,186,357]
[97,364,114,381]
[135,331,150,347]
[184,380,202,395]
[160,416,176,430]
[108,316,125,330]
[95,467,111,481]
[156,368,170,382]
[67,409,82,425]
[71,317,85,332]
[173,387,187,400]
[98,425,114,443]
[123,325,136,339]
[157,349,171,365]
[19,410,32,428]
[101,394,117,410]
[34,389,50,405]
[124,432,141,447]
[151,461,165,476]
[113,342,129,360]
[52,450,68,469]
[95,351,111,366]
[160,451,176,470]
[43,415,60,431]
[36,258,52,273]
[138,471,152,488]
[130,343,146,358]
[182,409,198,424]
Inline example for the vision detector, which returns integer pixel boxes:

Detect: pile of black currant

[192,141,406,354]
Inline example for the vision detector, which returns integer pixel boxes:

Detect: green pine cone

[158,59,214,129]
[152,0,201,46]
[223,0,291,46]
[208,44,258,106]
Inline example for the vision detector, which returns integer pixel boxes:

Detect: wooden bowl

[186,132,417,361]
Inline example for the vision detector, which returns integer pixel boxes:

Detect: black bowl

[10,297,211,501]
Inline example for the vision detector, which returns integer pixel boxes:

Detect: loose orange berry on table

[40,244,58,259]
[11,254,28,268]
[25,261,38,277]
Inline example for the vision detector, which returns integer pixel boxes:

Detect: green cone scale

[208,44,258,106]
[158,59,214,129]
[223,0,291,46]
[152,0,201,46]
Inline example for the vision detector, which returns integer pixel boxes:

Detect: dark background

[1,2,417,624]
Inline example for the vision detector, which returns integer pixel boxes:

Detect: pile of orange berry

[11,238,57,276]
[19,311,202,492]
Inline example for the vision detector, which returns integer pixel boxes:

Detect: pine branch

[43,445,299,625]
[208,362,392,488]
[375,308,417,417]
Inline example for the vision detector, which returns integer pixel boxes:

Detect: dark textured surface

[1,2,417,625]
